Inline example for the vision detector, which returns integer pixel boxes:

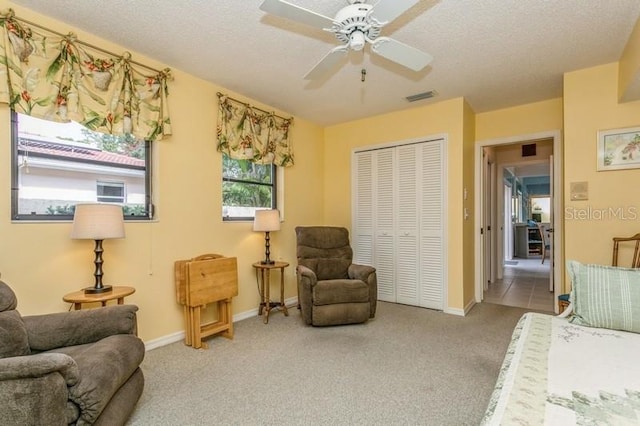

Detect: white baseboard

[144,296,298,351]
[444,299,476,317]
[144,331,185,351]
[444,307,464,316]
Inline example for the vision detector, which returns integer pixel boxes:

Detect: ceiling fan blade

[260,0,336,30]
[304,45,349,80]
[370,0,420,24]
[371,37,432,72]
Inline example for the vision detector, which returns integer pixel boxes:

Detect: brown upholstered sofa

[0,280,144,425]
[296,226,377,326]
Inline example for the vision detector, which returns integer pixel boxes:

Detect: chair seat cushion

[47,334,145,425]
[313,279,370,306]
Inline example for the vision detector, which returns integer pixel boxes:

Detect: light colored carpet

[127,301,529,425]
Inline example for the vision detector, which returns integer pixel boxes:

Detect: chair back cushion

[296,227,353,280]
[0,281,30,358]
[0,310,31,358]
[0,281,18,312]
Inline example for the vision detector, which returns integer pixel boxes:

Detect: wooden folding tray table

[175,254,238,349]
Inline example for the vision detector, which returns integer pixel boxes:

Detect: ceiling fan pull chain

[361,68,367,82]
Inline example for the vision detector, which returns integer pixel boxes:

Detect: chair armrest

[348,264,375,282]
[0,352,79,385]
[0,353,78,425]
[297,265,317,325]
[296,265,317,286]
[23,304,139,352]
[558,302,573,318]
[349,264,378,318]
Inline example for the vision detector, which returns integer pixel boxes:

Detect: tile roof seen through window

[18,138,145,168]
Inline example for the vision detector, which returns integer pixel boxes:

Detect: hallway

[483,258,554,313]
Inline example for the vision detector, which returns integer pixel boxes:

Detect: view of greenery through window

[222,154,275,219]
[79,128,146,159]
[12,113,150,219]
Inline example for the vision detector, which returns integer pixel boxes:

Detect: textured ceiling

[10,0,640,126]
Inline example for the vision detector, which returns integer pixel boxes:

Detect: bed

[482,260,640,425]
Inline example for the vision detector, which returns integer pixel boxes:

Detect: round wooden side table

[252,261,289,324]
[63,286,136,310]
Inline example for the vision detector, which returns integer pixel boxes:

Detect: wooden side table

[63,286,135,310]
[252,261,289,324]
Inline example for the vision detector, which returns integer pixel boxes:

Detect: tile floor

[483,257,555,313]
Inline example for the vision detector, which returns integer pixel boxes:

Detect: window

[530,196,551,222]
[222,154,276,220]
[11,111,152,220]
[97,181,125,203]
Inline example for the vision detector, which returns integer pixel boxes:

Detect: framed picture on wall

[597,126,640,171]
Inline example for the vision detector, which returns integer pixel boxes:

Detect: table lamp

[71,203,125,294]
[253,209,280,264]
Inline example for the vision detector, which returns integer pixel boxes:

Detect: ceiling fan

[260,0,433,80]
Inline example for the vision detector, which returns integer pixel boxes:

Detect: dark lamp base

[260,260,275,265]
[84,285,113,295]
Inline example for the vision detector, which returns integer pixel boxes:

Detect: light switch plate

[570,181,588,201]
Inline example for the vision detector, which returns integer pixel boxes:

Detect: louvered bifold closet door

[353,138,445,309]
[374,149,396,302]
[353,152,374,266]
[395,145,420,305]
[419,140,444,310]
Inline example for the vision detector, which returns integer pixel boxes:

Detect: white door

[481,154,492,291]
[548,155,554,292]
[504,183,513,260]
[374,149,395,303]
[353,152,374,266]
[396,144,420,305]
[419,140,444,310]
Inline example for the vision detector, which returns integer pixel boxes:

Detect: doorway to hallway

[474,130,563,313]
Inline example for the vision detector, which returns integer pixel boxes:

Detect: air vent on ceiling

[406,90,437,102]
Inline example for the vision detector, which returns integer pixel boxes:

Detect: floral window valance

[0,9,172,141]
[216,93,294,167]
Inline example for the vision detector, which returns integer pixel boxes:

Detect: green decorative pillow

[568,260,640,333]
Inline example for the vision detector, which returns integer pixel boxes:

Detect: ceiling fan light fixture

[406,90,437,102]
[350,30,366,51]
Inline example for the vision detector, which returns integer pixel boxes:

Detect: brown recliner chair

[295,226,377,326]
[0,280,144,425]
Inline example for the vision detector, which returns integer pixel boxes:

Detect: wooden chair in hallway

[537,223,550,264]
[558,233,640,312]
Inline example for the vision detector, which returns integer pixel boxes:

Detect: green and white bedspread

[482,312,640,425]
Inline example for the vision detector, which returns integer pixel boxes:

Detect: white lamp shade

[253,209,281,232]
[71,203,125,240]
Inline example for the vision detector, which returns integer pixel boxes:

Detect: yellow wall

[323,98,470,311]
[564,62,640,271]
[0,2,325,342]
[476,98,563,142]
